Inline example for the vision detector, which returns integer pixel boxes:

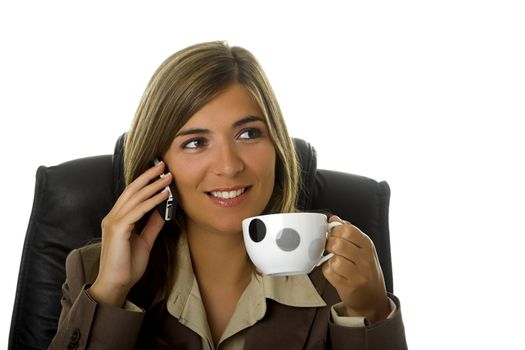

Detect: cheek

[249,145,276,189]
[168,159,206,206]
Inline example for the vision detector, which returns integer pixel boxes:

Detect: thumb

[328,214,343,223]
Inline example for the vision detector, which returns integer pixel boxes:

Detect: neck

[186,222,252,286]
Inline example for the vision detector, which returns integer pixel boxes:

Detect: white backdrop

[1,1,524,348]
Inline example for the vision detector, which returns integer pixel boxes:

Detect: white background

[1,1,524,349]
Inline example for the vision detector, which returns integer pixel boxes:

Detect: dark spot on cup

[276,228,300,251]
[249,219,266,242]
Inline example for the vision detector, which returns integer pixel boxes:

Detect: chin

[211,213,255,235]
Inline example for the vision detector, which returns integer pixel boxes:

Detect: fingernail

[154,160,163,166]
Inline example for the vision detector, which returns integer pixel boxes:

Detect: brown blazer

[49,244,407,350]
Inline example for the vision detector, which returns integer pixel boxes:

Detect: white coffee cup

[241,212,342,276]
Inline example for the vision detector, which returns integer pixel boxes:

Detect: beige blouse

[122,234,395,350]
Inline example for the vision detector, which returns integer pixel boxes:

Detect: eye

[182,138,207,149]
[238,128,262,140]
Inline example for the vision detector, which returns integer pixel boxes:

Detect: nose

[212,141,245,177]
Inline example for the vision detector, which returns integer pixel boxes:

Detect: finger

[329,222,374,251]
[103,184,170,243]
[121,186,171,225]
[325,235,361,264]
[113,161,168,211]
[118,172,172,215]
[140,209,165,251]
[323,255,358,283]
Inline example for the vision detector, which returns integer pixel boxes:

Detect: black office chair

[8,135,393,349]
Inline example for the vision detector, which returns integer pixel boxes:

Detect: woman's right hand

[89,161,172,307]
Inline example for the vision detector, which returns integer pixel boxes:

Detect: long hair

[124,41,300,313]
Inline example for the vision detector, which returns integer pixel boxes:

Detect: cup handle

[316,221,343,267]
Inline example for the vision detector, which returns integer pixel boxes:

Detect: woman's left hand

[323,215,390,324]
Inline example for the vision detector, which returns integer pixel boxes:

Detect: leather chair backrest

[9,136,393,349]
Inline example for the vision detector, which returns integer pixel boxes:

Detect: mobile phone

[154,158,177,221]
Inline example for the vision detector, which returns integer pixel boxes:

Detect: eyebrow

[175,115,265,137]
[233,115,264,128]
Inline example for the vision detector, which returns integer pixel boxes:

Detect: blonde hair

[124,41,299,214]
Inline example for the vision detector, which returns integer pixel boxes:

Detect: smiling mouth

[208,187,249,199]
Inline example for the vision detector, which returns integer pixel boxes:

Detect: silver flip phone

[154,159,176,221]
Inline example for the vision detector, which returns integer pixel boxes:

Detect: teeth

[210,188,245,199]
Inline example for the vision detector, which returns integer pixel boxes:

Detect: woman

[50,41,407,349]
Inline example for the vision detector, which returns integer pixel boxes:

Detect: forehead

[182,83,263,128]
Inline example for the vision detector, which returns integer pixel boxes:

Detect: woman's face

[164,83,276,236]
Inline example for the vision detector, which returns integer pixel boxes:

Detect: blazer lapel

[244,268,331,349]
